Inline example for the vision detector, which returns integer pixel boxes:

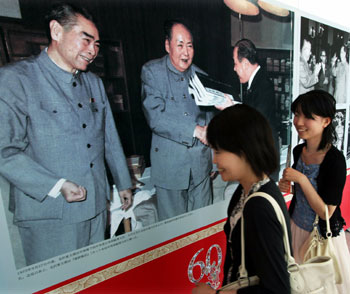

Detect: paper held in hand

[189,72,241,106]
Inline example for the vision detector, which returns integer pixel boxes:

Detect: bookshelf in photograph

[0,21,48,62]
[258,48,293,147]
[89,40,135,155]
[89,40,131,114]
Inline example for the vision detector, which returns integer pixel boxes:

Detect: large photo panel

[0,0,295,292]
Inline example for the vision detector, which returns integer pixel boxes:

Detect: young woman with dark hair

[193,104,291,294]
[279,89,350,293]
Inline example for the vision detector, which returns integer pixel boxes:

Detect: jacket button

[90,163,94,168]
[78,103,83,108]
[82,123,87,128]
[184,112,189,116]
[155,148,159,152]
[73,81,77,87]
[87,144,91,148]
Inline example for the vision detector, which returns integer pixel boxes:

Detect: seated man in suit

[141,19,215,221]
[0,3,132,265]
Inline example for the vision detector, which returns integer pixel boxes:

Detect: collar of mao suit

[39,48,81,84]
[166,54,193,82]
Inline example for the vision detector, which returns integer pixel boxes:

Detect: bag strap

[312,214,319,227]
[241,192,296,272]
[241,193,334,280]
[312,204,332,238]
[239,203,248,279]
[324,204,332,238]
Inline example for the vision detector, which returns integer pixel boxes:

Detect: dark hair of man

[319,49,326,57]
[291,90,336,150]
[164,19,193,42]
[234,38,258,65]
[207,104,278,178]
[45,2,95,42]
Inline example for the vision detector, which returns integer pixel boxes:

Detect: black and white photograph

[299,17,349,105]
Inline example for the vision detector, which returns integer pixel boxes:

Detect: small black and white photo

[300,17,349,105]
[333,109,346,151]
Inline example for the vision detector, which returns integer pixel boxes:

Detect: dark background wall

[17,0,233,165]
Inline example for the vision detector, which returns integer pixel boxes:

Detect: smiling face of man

[165,23,194,72]
[50,14,100,73]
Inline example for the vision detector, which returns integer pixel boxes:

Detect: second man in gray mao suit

[141,20,215,221]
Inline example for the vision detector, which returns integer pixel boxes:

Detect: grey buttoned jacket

[141,55,215,190]
[0,50,131,226]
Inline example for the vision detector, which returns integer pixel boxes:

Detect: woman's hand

[192,283,236,294]
[282,167,305,184]
[278,178,290,193]
[192,283,216,294]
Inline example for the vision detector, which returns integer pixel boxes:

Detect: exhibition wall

[0,0,349,293]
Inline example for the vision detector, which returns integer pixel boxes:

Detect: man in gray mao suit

[141,20,215,221]
[299,38,321,94]
[0,3,132,265]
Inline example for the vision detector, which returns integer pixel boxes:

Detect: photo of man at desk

[141,19,216,221]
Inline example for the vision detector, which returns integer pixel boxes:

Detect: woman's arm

[282,167,336,219]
